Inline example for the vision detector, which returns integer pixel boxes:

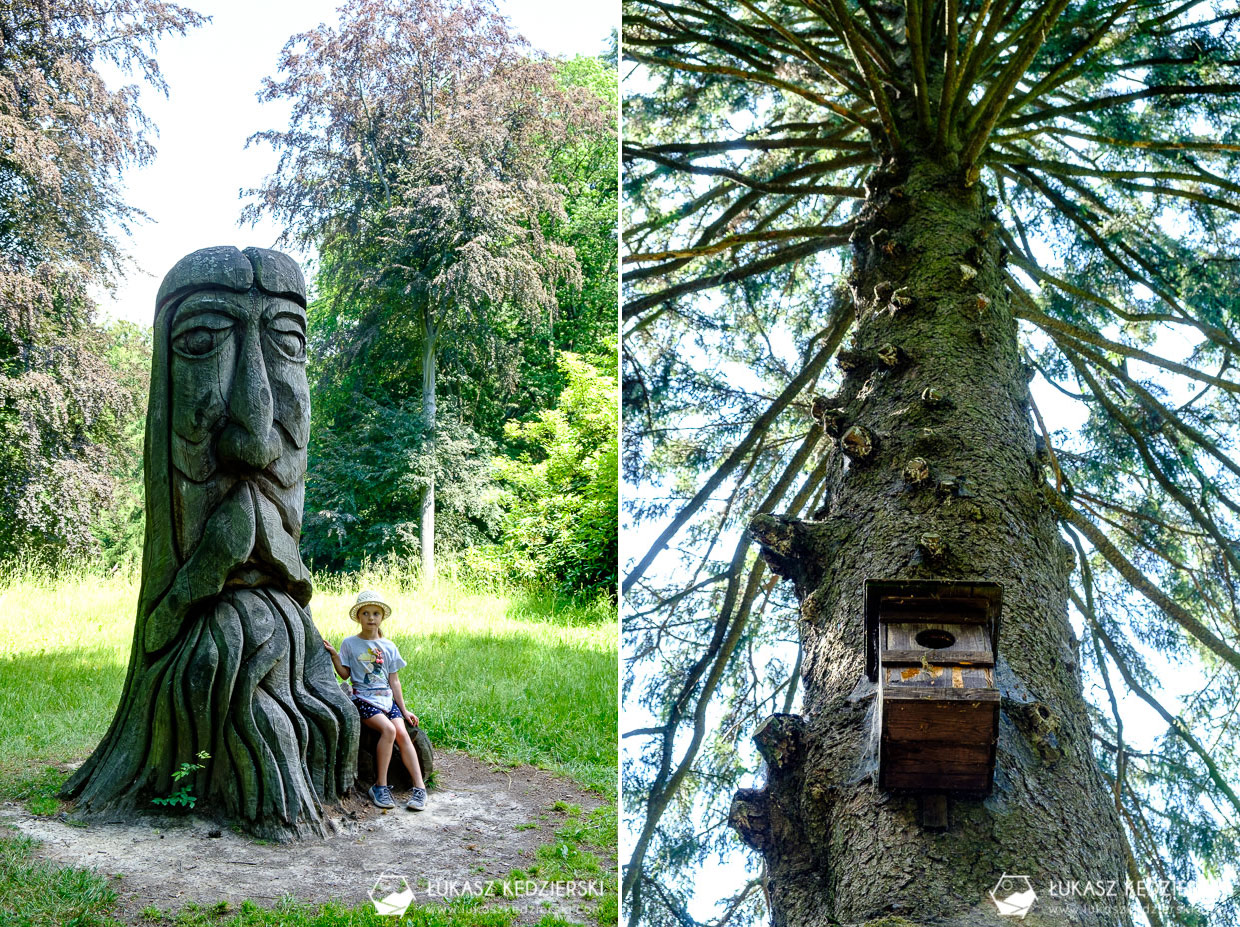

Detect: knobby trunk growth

[731,159,1126,925]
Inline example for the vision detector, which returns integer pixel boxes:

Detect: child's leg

[393,721,425,789]
[362,714,398,786]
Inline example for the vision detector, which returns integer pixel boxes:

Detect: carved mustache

[145,481,310,654]
[173,422,303,488]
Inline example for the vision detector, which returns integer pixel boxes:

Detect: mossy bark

[732,159,1129,926]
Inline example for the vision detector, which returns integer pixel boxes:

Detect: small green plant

[151,750,209,809]
[534,841,602,881]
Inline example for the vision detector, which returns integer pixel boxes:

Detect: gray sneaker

[369,784,396,809]
[406,787,426,811]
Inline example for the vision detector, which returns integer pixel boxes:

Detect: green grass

[0,565,617,795]
[0,836,610,927]
[0,879,552,927]
[0,565,617,926]
[494,800,617,921]
[313,570,617,792]
[129,895,527,927]
[0,830,120,926]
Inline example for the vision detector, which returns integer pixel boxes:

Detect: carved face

[167,286,309,562]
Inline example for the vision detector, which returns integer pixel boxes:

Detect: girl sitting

[323,590,427,811]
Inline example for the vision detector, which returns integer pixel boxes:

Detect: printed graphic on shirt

[357,644,386,686]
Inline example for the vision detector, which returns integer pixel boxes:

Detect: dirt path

[1,751,614,925]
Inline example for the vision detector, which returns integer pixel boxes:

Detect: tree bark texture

[733,161,1129,926]
[421,318,437,582]
[61,247,359,841]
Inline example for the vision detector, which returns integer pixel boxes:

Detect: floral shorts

[351,696,402,721]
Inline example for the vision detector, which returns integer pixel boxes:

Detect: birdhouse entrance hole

[915,628,956,649]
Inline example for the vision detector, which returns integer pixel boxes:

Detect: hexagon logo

[369,872,415,916]
[990,873,1036,918]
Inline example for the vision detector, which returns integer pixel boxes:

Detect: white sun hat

[349,589,392,620]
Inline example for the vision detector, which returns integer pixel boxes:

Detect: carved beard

[167,287,310,601]
[63,247,359,840]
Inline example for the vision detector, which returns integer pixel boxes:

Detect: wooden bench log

[356,719,435,790]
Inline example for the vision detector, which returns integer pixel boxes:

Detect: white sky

[97,0,616,327]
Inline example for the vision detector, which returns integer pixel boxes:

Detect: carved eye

[173,326,229,358]
[266,316,306,360]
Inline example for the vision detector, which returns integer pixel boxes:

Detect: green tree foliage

[494,352,619,596]
[532,57,620,400]
[248,3,616,581]
[246,0,612,579]
[91,321,152,569]
[622,1,1240,924]
[0,0,203,567]
[302,393,500,572]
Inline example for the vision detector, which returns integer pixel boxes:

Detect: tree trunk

[63,584,359,842]
[60,246,360,843]
[732,159,1130,926]
[421,319,437,583]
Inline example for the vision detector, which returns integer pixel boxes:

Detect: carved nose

[218,323,281,470]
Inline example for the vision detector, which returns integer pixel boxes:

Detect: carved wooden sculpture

[62,246,359,840]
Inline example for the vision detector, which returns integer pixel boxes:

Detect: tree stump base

[356,720,435,791]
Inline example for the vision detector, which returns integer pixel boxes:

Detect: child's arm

[388,672,419,727]
[322,639,350,679]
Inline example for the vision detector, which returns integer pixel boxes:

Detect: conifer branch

[623,145,867,197]
[1063,349,1240,568]
[1002,83,1240,130]
[903,0,931,134]
[1013,297,1240,396]
[734,0,871,98]
[1001,0,1140,116]
[1047,490,1240,675]
[624,224,857,264]
[1078,594,1240,819]
[623,303,850,593]
[624,48,876,127]
[624,233,854,320]
[624,424,824,905]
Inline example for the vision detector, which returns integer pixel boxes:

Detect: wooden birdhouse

[865,579,1002,794]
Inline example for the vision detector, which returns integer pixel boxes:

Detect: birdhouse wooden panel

[865,580,1002,794]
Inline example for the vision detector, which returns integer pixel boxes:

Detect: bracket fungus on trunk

[810,395,847,437]
[903,457,931,485]
[840,424,876,462]
[876,342,905,368]
[889,286,915,311]
[916,531,947,564]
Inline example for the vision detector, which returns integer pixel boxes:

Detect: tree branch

[1047,489,1240,675]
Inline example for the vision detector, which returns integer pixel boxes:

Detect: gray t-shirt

[339,635,407,712]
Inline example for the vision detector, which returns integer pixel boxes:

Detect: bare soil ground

[0,751,613,925]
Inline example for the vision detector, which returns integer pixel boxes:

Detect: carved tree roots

[64,588,359,841]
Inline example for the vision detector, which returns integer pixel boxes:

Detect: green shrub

[493,353,617,598]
